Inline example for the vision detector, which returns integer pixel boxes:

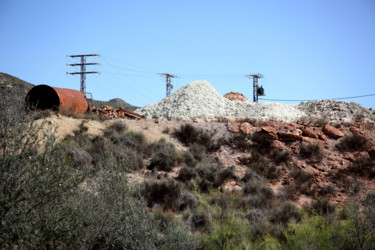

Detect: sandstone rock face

[272,140,285,150]
[261,126,278,139]
[278,129,302,141]
[240,122,253,134]
[301,127,318,138]
[224,91,250,103]
[228,123,240,133]
[323,124,344,138]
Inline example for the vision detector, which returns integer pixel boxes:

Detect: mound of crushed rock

[136,81,304,122]
[136,81,375,123]
[299,100,375,123]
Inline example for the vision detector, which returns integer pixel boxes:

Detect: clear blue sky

[1,0,374,109]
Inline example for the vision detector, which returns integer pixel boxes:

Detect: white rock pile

[136,81,304,122]
[299,100,375,123]
[136,80,375,123]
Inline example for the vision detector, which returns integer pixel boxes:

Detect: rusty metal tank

[25,85,89,114]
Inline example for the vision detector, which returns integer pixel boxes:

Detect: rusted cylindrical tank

[25,85,89,114]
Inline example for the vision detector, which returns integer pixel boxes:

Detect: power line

[66,54,100,93]
[259,93,375,102]
[101,56,156,74]
[245,73,264,103]
[158,73,179,97]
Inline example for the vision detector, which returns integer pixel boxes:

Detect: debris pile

[224,92,250,102]
[135,80,375,123]
[89,106,146,120]
[136,80,305,122]
[299,100,375,123]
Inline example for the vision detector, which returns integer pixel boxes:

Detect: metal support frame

[67,54,100,93]
[245,73,263,103]
[158,73,179,97]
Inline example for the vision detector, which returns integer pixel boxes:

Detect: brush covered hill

[0,72,137,111]
[1,74,375,249]
[0,73,34,104]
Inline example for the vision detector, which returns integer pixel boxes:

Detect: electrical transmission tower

[66,54,100,93]
[158,73,179,97]
[245,73,264,103]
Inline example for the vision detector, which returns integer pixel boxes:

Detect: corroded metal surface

[52,87,88,114]
[25,85,88,114]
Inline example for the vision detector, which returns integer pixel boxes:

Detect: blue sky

[0,0,374,108]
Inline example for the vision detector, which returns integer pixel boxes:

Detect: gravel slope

[136,81,305,122]
[136,80,375,122]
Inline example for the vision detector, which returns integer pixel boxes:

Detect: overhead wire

[104,56,156,74]
[2,53,374,105]
[259,93,375,102]
[99,58,157,100]
[100,71,153,104]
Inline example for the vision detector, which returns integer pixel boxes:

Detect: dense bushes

[3,95,375,249]
[300,143,324,162]
[140,180,197,212]
[174,124,222,152]
[336,134,370,152]
[148,139,178,171]
[0,105,199,249]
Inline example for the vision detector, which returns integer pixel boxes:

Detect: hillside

[0,73,34,104]
[1,76,375,249]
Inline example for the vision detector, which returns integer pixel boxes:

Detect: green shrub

[183,150,197,167]
[104,120,127,136]
[174,124,221,152]
[114,131,149,155]
[198,179,214,193]
[0,110,89,248]
[152,213,198,249]
[177,166,196,182]
[291,167,313,186]
[189,143,206,162]
[284,214,336,250]
[0,100,199,249]
[195,161,218,183]
[243,178,274,209]
[251,132,274,153]
[229,133,252,151]
[140,180,197,212]
[215,167,237,186]
[336,134,370,152]
[307,199,336,216]
[241,169,262,183]
[203,213,252,250]
[148,139,178,172]
[190,210,210,232]
[300,143,324,162]
[319,183,337,196]
[271,149,290,164]
[269,202,301,225]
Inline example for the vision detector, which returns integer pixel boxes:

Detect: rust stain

[52,87,88,114]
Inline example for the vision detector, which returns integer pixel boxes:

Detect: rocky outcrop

[224,91,250,102]
[323,124,344,138]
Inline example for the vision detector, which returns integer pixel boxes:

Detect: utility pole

[158,73,179,97]
[66,54,100,93]
[245,73,264,103]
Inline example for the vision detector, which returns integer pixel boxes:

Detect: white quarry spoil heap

[136,80,304,122]
[136,80,375,122]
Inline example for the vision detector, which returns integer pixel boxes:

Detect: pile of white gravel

[299,100,375,123]
[136,81,305,122]
[135,80,375,123]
